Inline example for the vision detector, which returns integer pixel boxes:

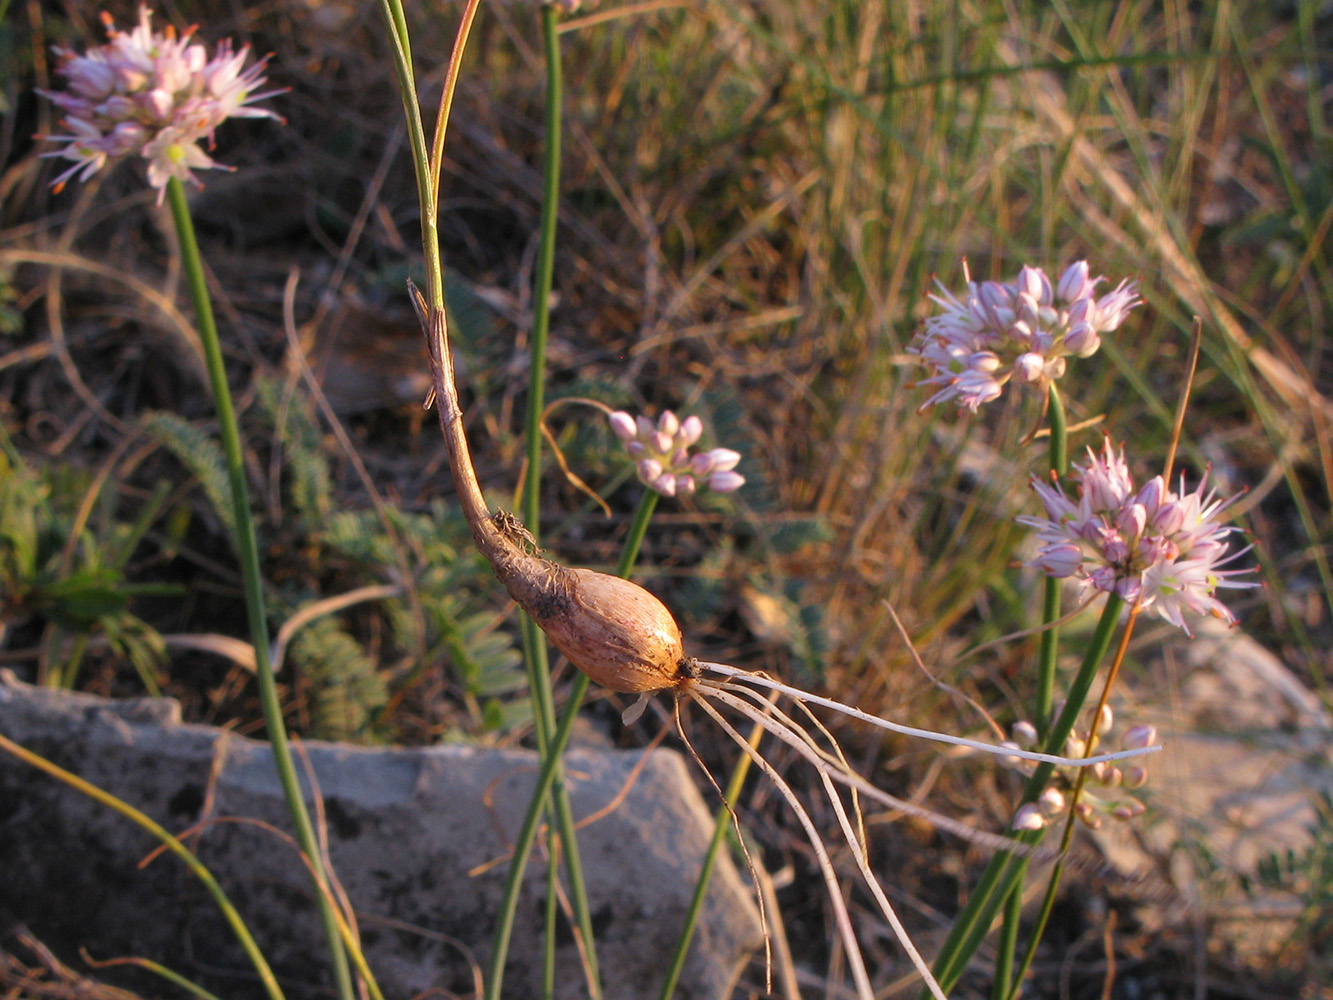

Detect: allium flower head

[609,410,744,497]
[911,260,1140,411]
[38,6,281,203]
[1017,438,1255,634]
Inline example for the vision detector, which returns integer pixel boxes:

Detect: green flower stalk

[39,12,353,1000]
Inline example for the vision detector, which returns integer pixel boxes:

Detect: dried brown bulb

[485,515,696,693]
[530,567,696,693]
[415,288,696,694]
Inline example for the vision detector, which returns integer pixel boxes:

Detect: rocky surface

[1088,618,1332,970]
[0,671,762,1000]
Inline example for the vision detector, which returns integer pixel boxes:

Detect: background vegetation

[2,0,1329,996]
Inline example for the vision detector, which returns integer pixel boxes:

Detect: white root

[707,684,955,1000]
[705,682,1037,858]
[696,662,1161,768]
[689,692,879,1000]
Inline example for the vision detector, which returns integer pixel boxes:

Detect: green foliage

[144,410,238,544]
[320,503,528,736]
[255,376,332,524]
[0,264,23,336]
[0,443,177,692]
[287,615,386,742]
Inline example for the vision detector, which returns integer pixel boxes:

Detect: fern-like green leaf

[287,614,387,742]
[143,411,238,545]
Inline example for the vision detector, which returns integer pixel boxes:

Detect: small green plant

[0,441,178,692]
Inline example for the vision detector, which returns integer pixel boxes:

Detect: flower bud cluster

[39,5,280,201]
[1006,707,1157,832]
[609,410,744,497]
[1017,438,1255,635]
[911,260,1140,411]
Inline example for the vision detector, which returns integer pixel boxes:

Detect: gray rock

[1087,620,1333,965]
[0,671,761,999]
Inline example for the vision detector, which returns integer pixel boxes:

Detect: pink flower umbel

[911,260,1140,411]
[38,6,281,202]
[609,410,744,497]
[1017,438,1256,634]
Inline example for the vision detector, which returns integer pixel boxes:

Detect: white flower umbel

[39,5,281,202]
[1018,438,1256,634]
[609,409,744,496]
[911,260,1140,411]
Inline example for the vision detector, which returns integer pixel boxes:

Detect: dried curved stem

[410,281,512,563]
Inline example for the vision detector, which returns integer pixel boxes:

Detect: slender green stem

[165,177,353,1000]
[0,733,284,1000]
[616,490,658,577]
[992,384,1071,994]
[98,959,226,1000]
[1035,384,1068,737]
[544,848,559,1000]
[523,3,562,535]
[484,669,591,1000]
[990,885,1022,1000]
[1045,383,1068,478]
[378,2,598,994]
[512,9,603,995]
[1002,846,1067,1000]
[926,593,1124,996]
[1006,600,1144,999]
[485,489,658,1000]
[377,0,442,308]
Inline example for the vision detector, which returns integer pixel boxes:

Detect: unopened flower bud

[1096,703,1114,734]
[709,471,745,493]
[1014,352,1045,382]
[1017,265,1052,304]
[637,458,663,484]
[609,411,637,442]
[706,448,742,472]
[1037,543,1083,578]
[657,410,679,438]
[679,415,703,446]
[1122,766,1148,789]
[1037,787,1066,815]
[1065,322,1100,357]
[1057,260,1091,302]
[1012,804,1047,831]
[1121,724,1157,750]
[1011,720,1039,747]
[1111,800,1146,821]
